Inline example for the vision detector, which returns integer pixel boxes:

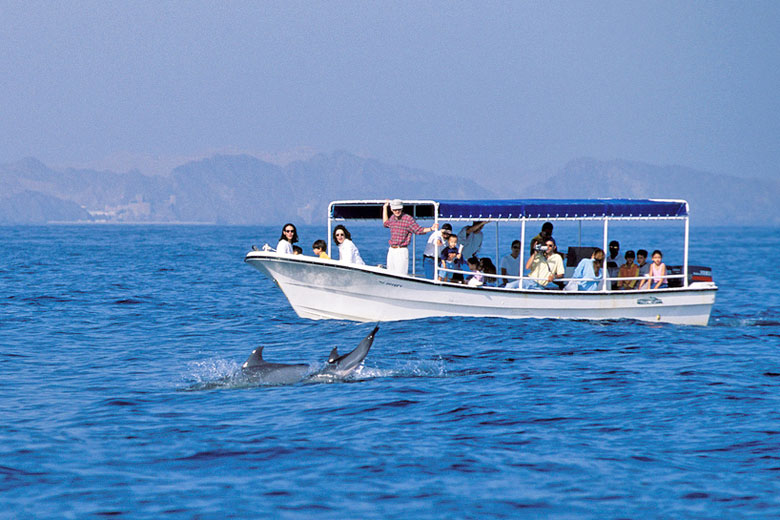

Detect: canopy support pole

[327,207,333,258]
[684,216,690,287]
[433,203,440,283]
[519,219,526,286]
[602,218,609,291]
[411,204,417,276]
[495,221,500,271]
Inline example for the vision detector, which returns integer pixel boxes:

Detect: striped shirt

[384,213,425,247]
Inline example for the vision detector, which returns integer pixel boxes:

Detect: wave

[179,355,449,391]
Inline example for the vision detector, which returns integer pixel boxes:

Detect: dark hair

[479,257,496,275]
[466,256,480,268]
[592,247,604,276]
[312,239,327,250]
[541,222,553,233]
[511,240,521,248]
[441,223,452,231]
[279,223,299,244]
[609,240,619,248]
[625,250,635,259]
[651,249,663,258]
[333,225,352,241]
[637,249,648,258]
[292,245,303,254]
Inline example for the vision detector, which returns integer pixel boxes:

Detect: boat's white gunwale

[244,252,718,296]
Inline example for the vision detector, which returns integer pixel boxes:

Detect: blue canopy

[330,199,688,220]
[437,199,688,219]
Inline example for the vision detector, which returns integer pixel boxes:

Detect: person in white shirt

[457,221,487,265]
[276,223,298,255]
[333,225,365,265]
[422,223,452,279]
[499,240,522,286]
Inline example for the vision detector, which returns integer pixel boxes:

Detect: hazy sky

[2,1,778,180]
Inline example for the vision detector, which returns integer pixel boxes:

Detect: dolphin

[241,325,379,385]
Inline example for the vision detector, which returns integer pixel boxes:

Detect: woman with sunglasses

[276,223,299,255]
[333,225,365,265]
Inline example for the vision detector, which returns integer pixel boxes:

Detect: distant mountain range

[1,152,777,225]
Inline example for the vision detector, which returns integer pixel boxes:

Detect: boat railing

[434,266,687,289]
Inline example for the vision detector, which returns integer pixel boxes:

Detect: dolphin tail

[327,346,340,364]
[340,325,379,366]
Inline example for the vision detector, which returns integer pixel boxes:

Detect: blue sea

[2,224,779,519]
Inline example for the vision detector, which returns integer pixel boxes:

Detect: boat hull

[245,252,717,326]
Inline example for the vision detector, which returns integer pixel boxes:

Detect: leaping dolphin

[241,325,379,385]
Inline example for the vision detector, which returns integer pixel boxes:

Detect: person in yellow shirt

[312,239,330,259]
[617,250,639,289]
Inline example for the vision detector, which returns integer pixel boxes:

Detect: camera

[534,244,548,252]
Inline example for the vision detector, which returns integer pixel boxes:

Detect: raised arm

[525,252,537,270]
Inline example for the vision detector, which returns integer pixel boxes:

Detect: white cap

[390,199,403,210]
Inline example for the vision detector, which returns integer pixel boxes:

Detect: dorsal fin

[242,346,266,368]
[327,346,339,364]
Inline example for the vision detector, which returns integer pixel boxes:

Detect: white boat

[245,199,717,325]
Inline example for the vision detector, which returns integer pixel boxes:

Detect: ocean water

[2,224,779,519]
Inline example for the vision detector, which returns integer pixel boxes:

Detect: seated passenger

[571,248,604,291]
[439,234,463,282]
[500,240,521,286]
[333,225,365,265]
[617,250,639,289]
[312,239,330,259]
[638,249,667,289]
[479,257,498,287]
[292,245,303,255]
[636,249,650,278]
[523,237,564,290]
[466,257,483,286]
[276,223,298,254]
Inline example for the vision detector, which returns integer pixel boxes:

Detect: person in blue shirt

[572,248,605,291]
[439,234,463,282]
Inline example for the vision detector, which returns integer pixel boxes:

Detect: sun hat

[390,199,403,210]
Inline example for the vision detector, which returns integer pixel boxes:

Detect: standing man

[457,221,487,262]
[383,199,438,275]
[529,222,554,254]
[423,223,452,279]
[607,240,620,289]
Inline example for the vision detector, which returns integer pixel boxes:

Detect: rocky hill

[0,153,776,225]
[518,158,780,225]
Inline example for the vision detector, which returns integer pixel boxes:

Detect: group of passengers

[275,222,366,265]
[272,204,668,290]
[520,223,667,291]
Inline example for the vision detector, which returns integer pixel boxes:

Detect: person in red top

[383,199,438,275]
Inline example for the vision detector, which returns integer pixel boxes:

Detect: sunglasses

[284,229,295,233]
[335,233,345,237]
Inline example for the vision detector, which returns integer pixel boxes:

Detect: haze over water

[2,224,779,518]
